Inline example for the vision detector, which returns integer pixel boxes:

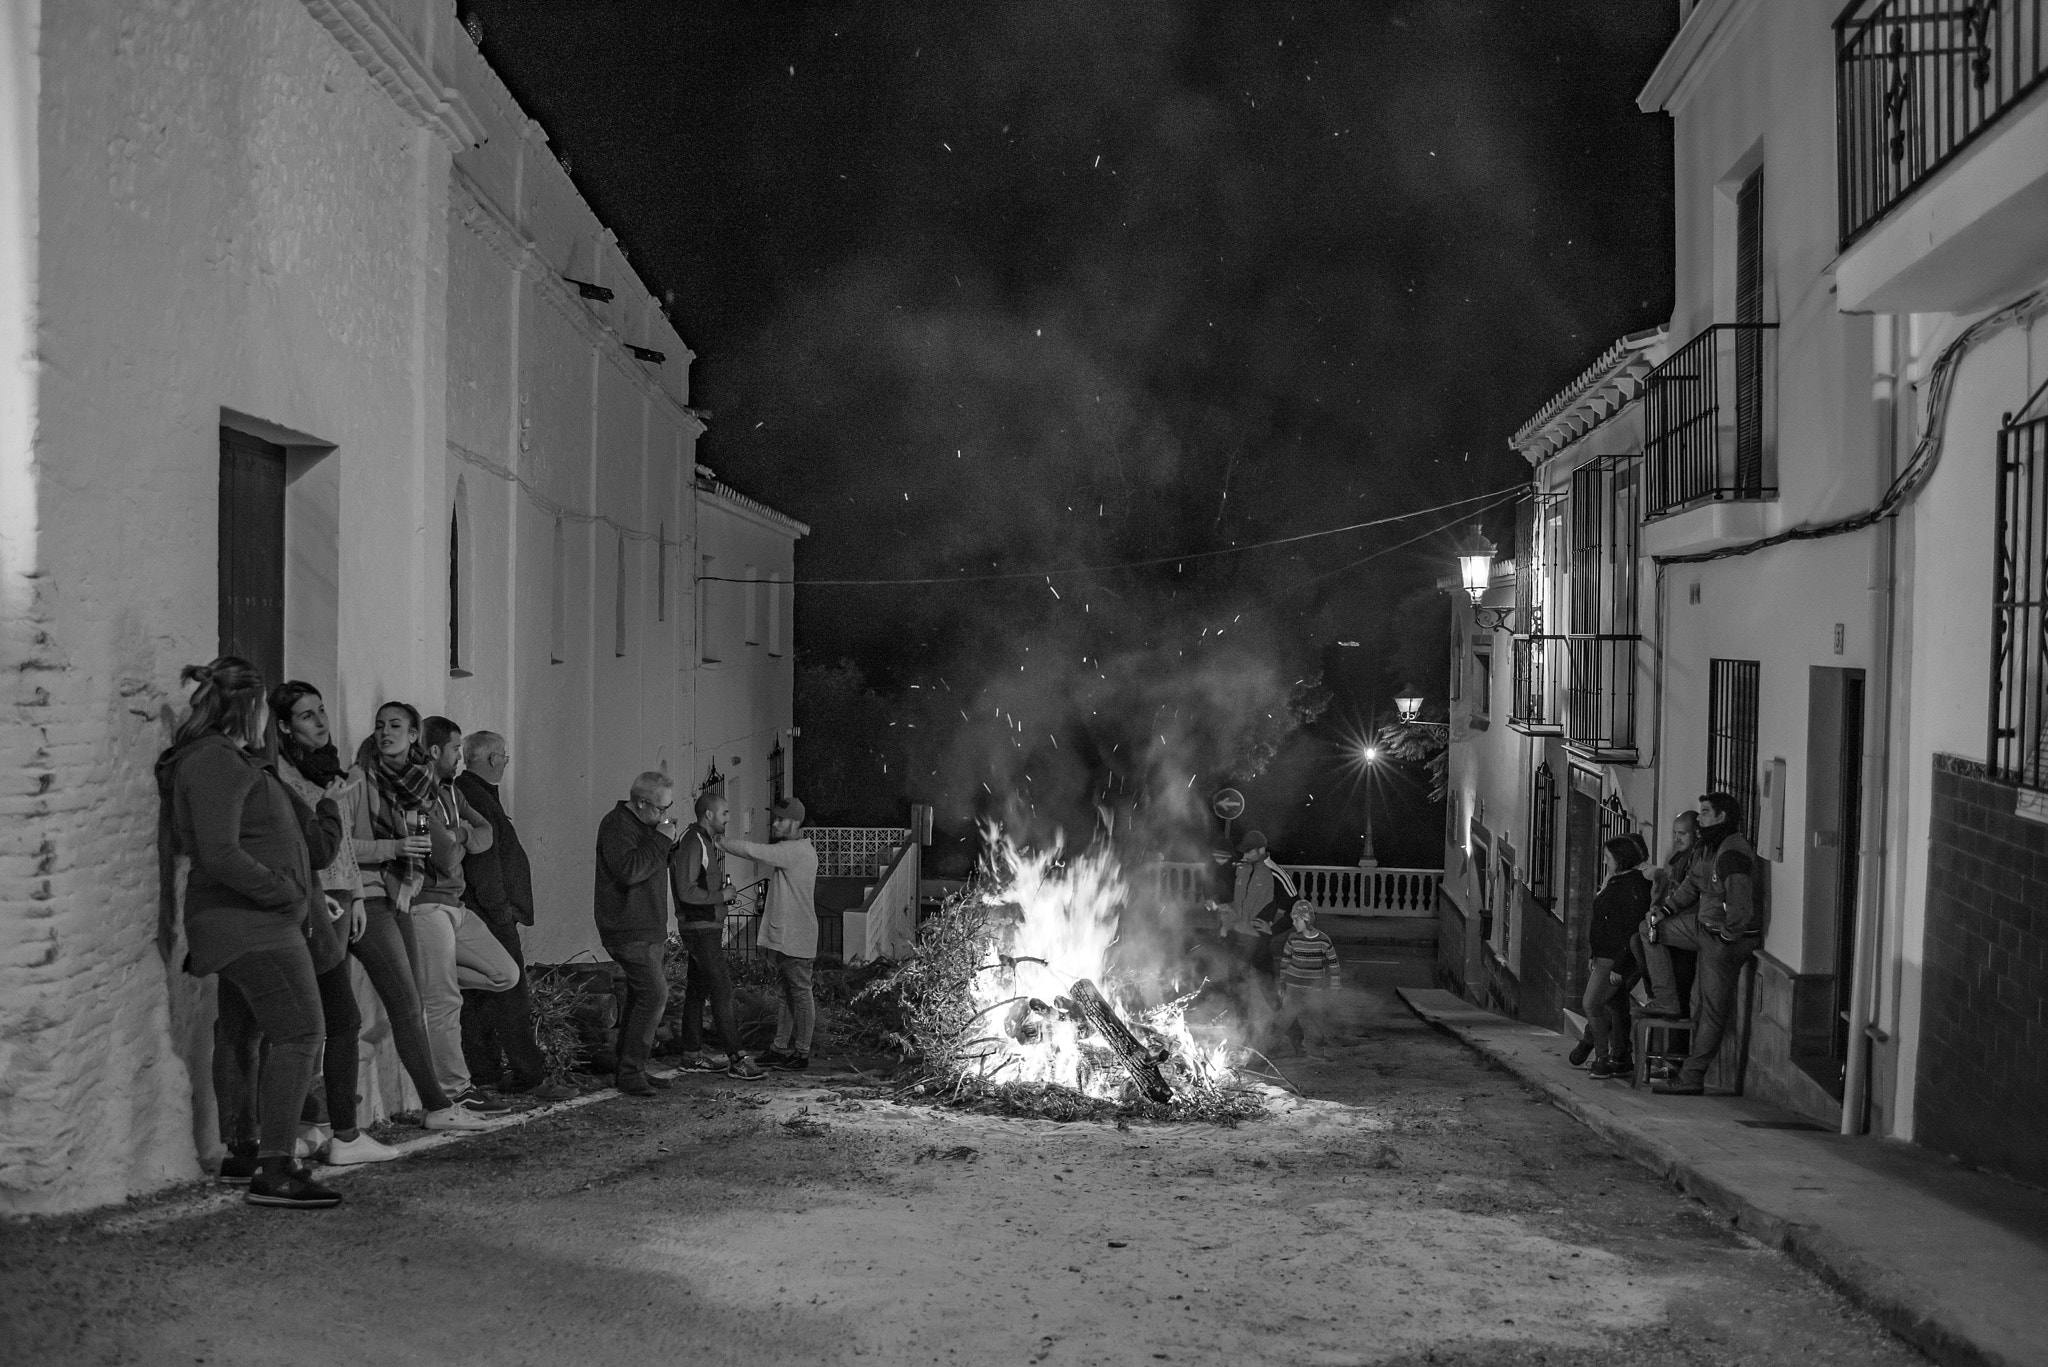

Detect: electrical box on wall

[1759,757,1788,861]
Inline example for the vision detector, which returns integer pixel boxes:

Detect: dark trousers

[460,914,548,1086]
[1680,931,1758,1086]
[213,941,324,1159]
[354,898,452,1112]
[300,956,364,1134]
[1582,956,1634,1064]
[606,940,669,1079]
[678,929,742,1057]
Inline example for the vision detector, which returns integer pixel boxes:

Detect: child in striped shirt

[1275,900,1340,1052]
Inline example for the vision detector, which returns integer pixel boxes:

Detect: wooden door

[218,429,286,685]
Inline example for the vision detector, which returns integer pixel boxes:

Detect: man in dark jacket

[594,771,679,1095]
[1651,792,1763,1096]
[669,786,763,1079]
[457,732,574,1101]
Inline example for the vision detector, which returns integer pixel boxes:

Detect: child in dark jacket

[1580,835,1652,1078]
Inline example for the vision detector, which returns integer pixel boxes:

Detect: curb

[1398,988,2011,1367]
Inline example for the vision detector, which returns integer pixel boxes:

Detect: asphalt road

[1,980,1926,1367]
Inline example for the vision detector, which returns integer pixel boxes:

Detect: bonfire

[865,831,1270,1123]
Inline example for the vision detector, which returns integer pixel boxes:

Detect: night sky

[468,0,1679,865]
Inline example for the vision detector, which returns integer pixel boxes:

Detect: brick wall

[1917,754,2048,1186]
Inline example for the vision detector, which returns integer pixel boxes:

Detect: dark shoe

[726,1056,766,1080]
[773,1053,810,1072]
[755,1048,793,1068]
[516,1078,578,1103]
[617,1074,657,1097]
[677,1051,724,1072]
[1610,1054,1634,1074]
[1651,1078,1705,1095]
[217,1145,259,1185]
[1588,1059,1620,1080]
[644,1072,674,1090]
[245,1169,343,1209]
[1639,1000,1688,1019]
[1568,1039,1594,1068]
[451,1089,512,1116]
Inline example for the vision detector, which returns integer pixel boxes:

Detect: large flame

[962,831,1236,1100]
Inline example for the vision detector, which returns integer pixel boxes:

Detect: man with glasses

[594,771,682,1096]
[457,732,575,1102]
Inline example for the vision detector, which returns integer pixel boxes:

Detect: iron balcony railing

[1990,411,2048,789]
[1567,635,1640,759]
[1645,323,1779,518]
[1836,0,2048,247]
[1510,633,1566,735]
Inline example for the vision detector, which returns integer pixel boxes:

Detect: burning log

[1058,979,1174,1103]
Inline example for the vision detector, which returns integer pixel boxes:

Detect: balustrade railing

[1645,323,1778,517]
[1837,0,2048,246]
[1510,634,1567,735]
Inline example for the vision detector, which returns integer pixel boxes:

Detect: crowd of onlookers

[158,655,819,1210]
[1573,791,1760,1091]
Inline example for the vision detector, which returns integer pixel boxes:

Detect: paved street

[1,978,1925,1367]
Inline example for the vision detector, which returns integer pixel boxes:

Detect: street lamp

[1360,735,1379,869]
[1456,524,1496,605]
[1395,685,1425,723]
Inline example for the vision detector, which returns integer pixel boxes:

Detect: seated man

[1645,793,1762,1096]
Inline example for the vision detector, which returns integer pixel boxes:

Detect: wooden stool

[1631,1017,1693,1088]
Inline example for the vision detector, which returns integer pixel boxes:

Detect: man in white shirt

[722,797,820,1071]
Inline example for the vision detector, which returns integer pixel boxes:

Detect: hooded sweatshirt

[157,733,311,976]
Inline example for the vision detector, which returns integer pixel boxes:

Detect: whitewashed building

[1442,0,2048,1184]
[0,0,803,1213]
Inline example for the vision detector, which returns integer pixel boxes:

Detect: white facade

[0,0,803,1213]
[1447,0,2048,1175]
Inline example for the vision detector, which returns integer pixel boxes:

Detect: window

[767,571,785,656]
[1472,647,1492,720]
[1563,458,1641,757]
[1528,760,1557,906]
[698,555,720,663]
[1734,166,1766,493]
[657,523,667,622]
[549,517,566,665]
[217,428,287,684]
[769,742,785,806]
[614,531,627,658]
[744,563,761,645]
[1449,625,1463,701]
[1991,412,2048,788]
[1708,658,1762,842]
[448,497,465,676]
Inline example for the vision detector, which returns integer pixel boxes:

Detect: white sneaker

[324,1132,403,1165]
[294,1122,333,1160]
[422,1105,494,1131]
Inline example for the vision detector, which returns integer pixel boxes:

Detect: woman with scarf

[346,701,492,1131]
[157,657,341,1209]
[270,681,404,1165]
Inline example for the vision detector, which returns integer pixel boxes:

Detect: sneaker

[451,1089,512,1116]
[245,1168,343,1209]
[676,1051,724,1072]
[422,1105,495,1131]
[1568,1039,1594,1068]
[217,1148,259,1185]
[1588,1059,1620,1080]
[1651,1078,1706,1096]
[519,1078,578,1103]
[726,1056,766,1080]
[324,1132,403,1166]
[294,1122,333,1161]
[772,1054,810,1072]
[755,1048,793,1068]
[617,1074,657,1097]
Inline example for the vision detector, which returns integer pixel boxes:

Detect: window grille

[1645,323,1778,515]
[1562,458,1641,757]
[1529,761,1557,905]
[1708,658,1763,842]
[1510,497,1566,735]
[1991,411,2048,789]
[1735,168,1767,494]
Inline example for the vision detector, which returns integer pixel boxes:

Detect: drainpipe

[1842,312,1902,1137]
[1649,558,1668,858]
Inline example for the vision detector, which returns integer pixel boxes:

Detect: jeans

[352,899,452,1113]
[1679,930,1757,1086]
[461,913,549,1087]
[302,956,364,1135]
[1639,914,1701,1012]
[1581,956,1632,1064]
[767,950,816,1055]
[606,940,669,1078]
[408,899,518,1097]
[213,941,324,1159]
[677,929,742,1057]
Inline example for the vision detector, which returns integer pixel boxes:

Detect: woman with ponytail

[346,701,493,1130]
[156,657,341,1209]
[270,681,401,1166]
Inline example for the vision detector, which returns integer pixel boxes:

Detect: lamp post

[1360,712,1380,869]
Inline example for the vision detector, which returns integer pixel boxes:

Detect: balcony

[1835,0,2048,311]
[1566,635,1640,761]
[1509,634,1567,736]
[1991,411,2048,790]
[1644,323,1778,520]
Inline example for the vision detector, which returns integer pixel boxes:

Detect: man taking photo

[723,797,819,1071]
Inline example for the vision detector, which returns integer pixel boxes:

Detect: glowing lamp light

[1456,524,1497,605]
[1362,744,1380,763]
[1394,686,1425,724]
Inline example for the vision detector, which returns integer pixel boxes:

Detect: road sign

[1211,787,1245,821]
